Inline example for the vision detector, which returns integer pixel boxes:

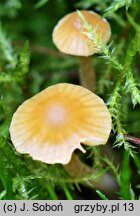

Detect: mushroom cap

[53,10,111,56]
[10,83,111,164]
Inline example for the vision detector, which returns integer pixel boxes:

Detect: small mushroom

[10,83,111,164]
[53,10,111,91]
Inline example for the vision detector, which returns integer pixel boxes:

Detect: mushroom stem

[78,56,95,91]
[64,154,118,195]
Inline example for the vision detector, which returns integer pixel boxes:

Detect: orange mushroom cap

[53,10,111,56]
[10,83,111,164]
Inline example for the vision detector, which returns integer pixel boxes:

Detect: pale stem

[64,154,118,195]
[78,56,96,91]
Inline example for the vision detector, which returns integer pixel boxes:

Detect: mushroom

[53,10,111,91]
[10,83,111,164]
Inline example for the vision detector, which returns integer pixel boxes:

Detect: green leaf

[0,190,6,200]
[34,0,49,9]
[96,190,108,200]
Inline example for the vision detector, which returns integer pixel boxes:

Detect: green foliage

[123,14,140,106]
[0,23,30,84]
[14,41,31,82]
[75,0,106,10]
[120,151,132,199]
[0,190,7,200]
[0,0,22,18]
[0,23,16,68]
[104,0,133,17]
[0,0,140,200]
[34,0,50,9]
[96,190,108,200]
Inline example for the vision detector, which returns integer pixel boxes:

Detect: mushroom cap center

[46,103,67,126]
[73,18,83,30]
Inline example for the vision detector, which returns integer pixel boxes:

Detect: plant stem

[124,135,140,145]
[78,56,95,91]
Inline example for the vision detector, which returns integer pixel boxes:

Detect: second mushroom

[53,10,111,91]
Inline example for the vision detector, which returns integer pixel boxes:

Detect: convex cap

[10,83,111,164]
[53,10,111,56]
